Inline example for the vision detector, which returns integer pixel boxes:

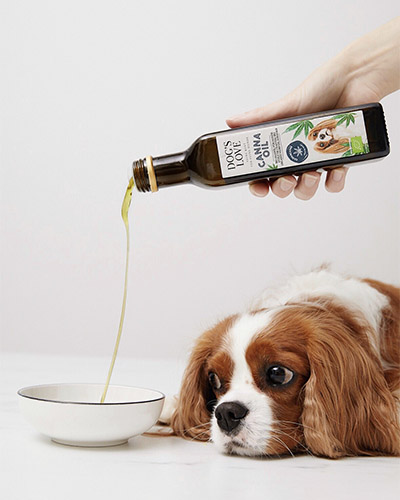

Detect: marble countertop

[1,352,399,500]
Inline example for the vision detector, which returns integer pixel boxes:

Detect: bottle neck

[132,152,189,193]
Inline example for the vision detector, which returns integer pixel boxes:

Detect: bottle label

[216,110,369,178]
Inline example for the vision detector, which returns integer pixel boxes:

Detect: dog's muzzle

[215,401,249,435]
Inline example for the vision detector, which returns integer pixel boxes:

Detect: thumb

[226,91,301,128]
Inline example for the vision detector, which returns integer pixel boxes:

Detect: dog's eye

[320,142,325,147]
[208,372,222,390]
[266,366,294,386]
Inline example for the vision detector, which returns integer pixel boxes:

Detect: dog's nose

[215,402,249,434]
[320,133,325,139]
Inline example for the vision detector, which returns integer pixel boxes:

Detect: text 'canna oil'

[132,103,389,192]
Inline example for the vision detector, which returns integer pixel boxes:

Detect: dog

[307,119,350,154]
[166,269,400,458]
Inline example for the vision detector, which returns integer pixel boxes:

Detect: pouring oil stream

[100,177,134,403]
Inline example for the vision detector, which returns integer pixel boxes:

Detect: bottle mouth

[132,156,158,193]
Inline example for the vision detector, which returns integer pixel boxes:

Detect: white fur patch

[224,312,275,386]
[212,312,276,456]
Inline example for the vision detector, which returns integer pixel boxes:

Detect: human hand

[227,17,400,199]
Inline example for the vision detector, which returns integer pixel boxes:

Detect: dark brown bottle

[132,103,389,192]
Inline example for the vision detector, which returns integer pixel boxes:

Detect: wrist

[336,19,400,98]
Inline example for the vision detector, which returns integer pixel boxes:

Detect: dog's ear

[171,317,235,441]
[301,308,400,458]
[308,119,338,140]
[314,138,349,153]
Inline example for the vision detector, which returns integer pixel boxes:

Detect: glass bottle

[132,103,389,193]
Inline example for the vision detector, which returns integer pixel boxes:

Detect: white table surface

[1,352,399,500]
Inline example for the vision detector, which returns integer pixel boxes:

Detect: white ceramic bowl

[18,383,165,447]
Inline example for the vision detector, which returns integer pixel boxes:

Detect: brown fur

[297,301,400,457]
[307,118,350,154]
[170,315,236,440]
[171,279,400,458]
[245,316,309,454]
[363,280,400,396]
[307,119,338,141]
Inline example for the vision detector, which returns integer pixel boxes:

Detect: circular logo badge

[286,140,309,163]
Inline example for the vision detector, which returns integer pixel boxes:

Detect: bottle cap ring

[146,156,158,192]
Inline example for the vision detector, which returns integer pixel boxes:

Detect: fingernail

[249,183,268,197]
[333,170,343,182]
[304,174,318,188]
[279,178,295,192]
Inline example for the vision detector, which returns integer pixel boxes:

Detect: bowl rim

[17,383,165,406]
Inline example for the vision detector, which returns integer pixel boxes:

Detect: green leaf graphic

[333,112,356,128]
[292,122,305,139]
[284,120,315,139]
[304,120,314,137]
[284,122,300,133]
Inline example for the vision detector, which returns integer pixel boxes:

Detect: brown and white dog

[307,119,350,154]
[167,270,400,458]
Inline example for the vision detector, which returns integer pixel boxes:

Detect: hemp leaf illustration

[283,120,314,139]
[267,163,279,170]
[333,113,356,127]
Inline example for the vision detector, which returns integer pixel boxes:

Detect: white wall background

[1,0,399,360]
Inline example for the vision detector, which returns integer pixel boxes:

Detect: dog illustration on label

[307,118,350,154]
